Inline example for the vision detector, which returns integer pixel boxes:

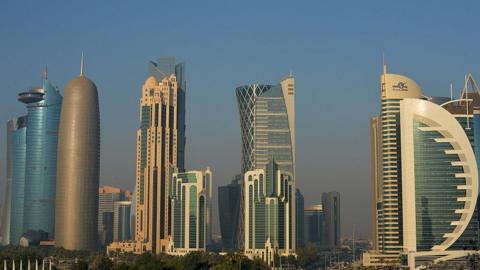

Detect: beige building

[134,58,186,253]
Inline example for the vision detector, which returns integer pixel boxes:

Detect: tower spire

[43,65,48,80]
[80,51,84,76]
[382,52,387,74]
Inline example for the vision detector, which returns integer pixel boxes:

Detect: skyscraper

[55,55,100,251]
[19,70,62,240]
[169,168,212,254]
[244,159,296,267]
[236,74,295,250]
[296,189,304,249]
[321,191,340,251]
[218,175,241,250]
[304,204,323,248]
[236,75,295,175]
[98,186,130,247]
[135,57,186,253]
[365,67,480,268]
[7,116,28,245]
[113,201,132,242]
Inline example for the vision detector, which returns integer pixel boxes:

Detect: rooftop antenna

[43,65,48,81]
[382,52,387,74]
[465,75,471,130]
[450,83,453,101]
[80,51,84,76]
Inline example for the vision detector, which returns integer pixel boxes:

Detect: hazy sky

[1,0,480,239]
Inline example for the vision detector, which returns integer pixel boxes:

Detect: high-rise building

[7,116,28,245]
[135,57,186,253]
[169,168,212,254]
[244,159,296,267]
[19,70,62,240]
[98,186,130,247]
[296,189,304,249]
[114,201,132,242]
[304,204,323,248]
[236,75,295,250]
[236,75,295,175]
[55,55,100,251]
[364,67,480,268]
[322,191,340,251]
[218,175,241,250]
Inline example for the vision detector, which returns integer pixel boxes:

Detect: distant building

[304,204,323,248]
[296,189,304,249]
[169,168,212,255]
[114,201,132,242]
[1,117,26,245]
[98,186,131,247]
[322,191,340,251]
[9,116,28,245]
[218,175,241,250]
[244,160,296,267]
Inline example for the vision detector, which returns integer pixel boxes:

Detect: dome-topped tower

[55,53,100,251]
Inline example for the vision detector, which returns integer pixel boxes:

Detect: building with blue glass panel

[19,74,62,240]
[8,116,28,245]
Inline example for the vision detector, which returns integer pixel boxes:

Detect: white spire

[382,52,387,74]
[80,51,84,76]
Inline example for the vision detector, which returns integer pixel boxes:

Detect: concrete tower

[55,54,100,251]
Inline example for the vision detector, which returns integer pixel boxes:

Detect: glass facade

[304,204,323,248]
[236,80,294,175]
[296,189,304,248]
[9,116,28,245]
[20,80,62,240]
[170,169,211,253]
[218,175,241,250]
[114,201,132,242]
[244,159,295,260]
[322,192,341,251]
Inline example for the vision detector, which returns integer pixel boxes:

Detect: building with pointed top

[55,54,100,251]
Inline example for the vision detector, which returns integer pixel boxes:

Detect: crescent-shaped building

[55,58,100,251]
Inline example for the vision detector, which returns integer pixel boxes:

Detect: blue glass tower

[9,116,28,245]
[19,72,62,240]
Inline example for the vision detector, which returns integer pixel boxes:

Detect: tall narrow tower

[55,54,100,251]
[135,57,185,253]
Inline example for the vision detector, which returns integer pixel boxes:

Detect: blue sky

[1,0,480,238]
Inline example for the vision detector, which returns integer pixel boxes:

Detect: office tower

[19,70,62,240]
[218,175,241,250]
[135,57,186,253]
[322,192,340,251]
[169,168,212,254]
[55,55,100,251]
[296,189,304,249]
[244,159,296,267]
[130,187,136,241]
[98,186,130,247]
[304,204,323,248]
[236,74,295,250]
[376,65,423,255]
[114,201,132,242]
[365,68,480,268]
[7,116,28,245]
[236,75,295,175]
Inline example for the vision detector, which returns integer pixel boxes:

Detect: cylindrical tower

[55,62,99,251]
